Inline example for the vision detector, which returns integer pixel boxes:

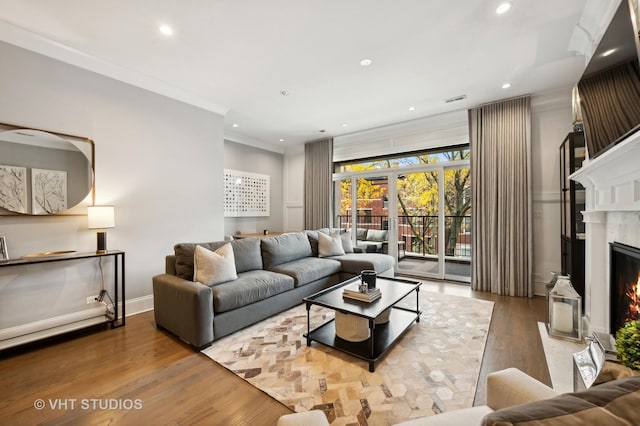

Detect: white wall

[0,41,224,328]
[224,140,284,235]
[530,89,575,295]
[283,144,305,232]
[333,110,468,162]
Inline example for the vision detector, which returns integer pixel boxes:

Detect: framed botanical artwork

[31,168,67,214]
[224,169,270,217]
[0,164,27,213]
[0,236,8,261]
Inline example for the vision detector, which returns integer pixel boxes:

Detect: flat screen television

[577,0,640,159]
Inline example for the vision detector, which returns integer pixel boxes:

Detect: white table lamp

[88,205,115,253]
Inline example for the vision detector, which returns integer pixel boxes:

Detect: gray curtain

[469,96,532,297]
[304,138,333,230]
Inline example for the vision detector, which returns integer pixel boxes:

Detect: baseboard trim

[125,295,154,317]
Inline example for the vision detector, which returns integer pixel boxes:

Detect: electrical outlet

[87,295,99,304]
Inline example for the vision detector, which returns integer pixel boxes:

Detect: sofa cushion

[261,232,312,268]
[318,232,346,257]
[482,376,640,426]
[356,228,368,240]
[330,253,395,275]
[305,228,330,257]
[230,237,264,272]
[269,257,341,287]
[174,237,262,280]
[193,244,237,286]
[211,270,294,313]
[277,410,330,426]
[306,231,319,256]
[341,231,354,253]
[366,229,388,242]
[356,241,384,253]
[394,406,493,426]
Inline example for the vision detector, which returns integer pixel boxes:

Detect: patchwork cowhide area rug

[202,289,494,425]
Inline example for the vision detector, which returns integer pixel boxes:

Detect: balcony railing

[336,214,471,258]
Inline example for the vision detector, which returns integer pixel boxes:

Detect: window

[334,145,470,173]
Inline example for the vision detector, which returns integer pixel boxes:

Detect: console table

[0,250,125,350]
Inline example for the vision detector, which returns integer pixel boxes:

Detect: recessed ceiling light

[232,123,239,128]
[496,2,512,14]
[360,58,373,67]
[408,106,416,111]
[279,138,285,142]
[159,25,174,36]
[341,123,348,127]
[602,48,617,57]
[502,83,511,89]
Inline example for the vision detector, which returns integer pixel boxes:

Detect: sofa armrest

[152,273,214,349]
[486,368,558,410]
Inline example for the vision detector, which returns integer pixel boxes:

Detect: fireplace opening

[610,242,640,334]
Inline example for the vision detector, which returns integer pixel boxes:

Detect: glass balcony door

[334,176,389,253]
[333,148,471,283]
[392,166,471,281]
[442,166,471,281]
[394,170,441,278]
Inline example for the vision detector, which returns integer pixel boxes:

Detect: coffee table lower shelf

[304,308,418,372]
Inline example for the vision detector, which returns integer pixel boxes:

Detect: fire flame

[624,273,640,323]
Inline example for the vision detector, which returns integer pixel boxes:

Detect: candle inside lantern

[552,301,574,333]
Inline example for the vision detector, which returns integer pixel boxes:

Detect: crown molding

[224,130,285,154]
[0,19,229,116]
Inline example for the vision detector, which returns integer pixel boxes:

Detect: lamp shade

[88,205,115,229]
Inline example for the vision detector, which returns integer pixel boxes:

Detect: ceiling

[0,0,591,149]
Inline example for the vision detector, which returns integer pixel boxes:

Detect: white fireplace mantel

[570,130,640,334]
[571,130,640,212]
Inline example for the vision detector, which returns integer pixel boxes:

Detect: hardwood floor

[412,279,551,405]
[0,282,550,425]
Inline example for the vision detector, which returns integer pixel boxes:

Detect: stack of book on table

[343,287,381,302]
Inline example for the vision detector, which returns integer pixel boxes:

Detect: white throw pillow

[193,244,238,286]
[341,231,354,253]
[318,232,346,257]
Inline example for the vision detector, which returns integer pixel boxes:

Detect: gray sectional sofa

[152,231,394,349]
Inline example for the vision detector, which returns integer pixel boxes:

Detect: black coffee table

[303,276,421,372]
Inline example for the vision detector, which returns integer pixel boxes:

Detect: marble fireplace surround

[571,130,640,335]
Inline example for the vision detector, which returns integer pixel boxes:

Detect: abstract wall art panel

[224,169,270,217]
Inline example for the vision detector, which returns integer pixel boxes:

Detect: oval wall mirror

[0,123,94,215]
